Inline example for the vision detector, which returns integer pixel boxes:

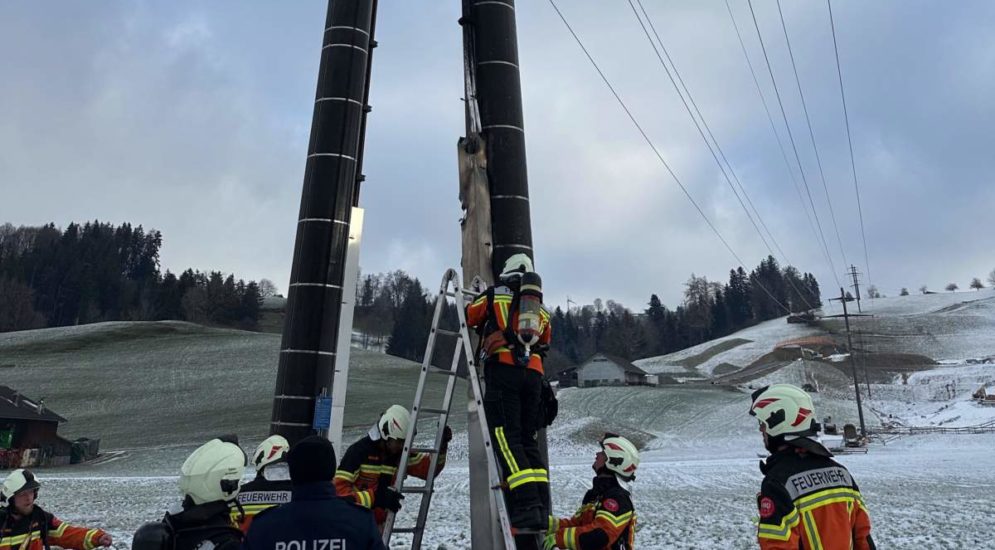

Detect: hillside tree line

[358,255,821,369]
[0,222,264,332]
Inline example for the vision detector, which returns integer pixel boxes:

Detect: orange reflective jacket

[466,285,551,374]
[549,476,636,549]
[757,448,875,550]
[333,434,445,526]
[1,509,107,550]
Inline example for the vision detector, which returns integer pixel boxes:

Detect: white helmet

[499,253,534,281]
[601,434,639,480]
[179,438,246,505]
[252,435,289,472]
[1,469,40,503]
[378,405,411,441]
[749,384,819,438]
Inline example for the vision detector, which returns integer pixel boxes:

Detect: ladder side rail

[410,322,465,549]
[382,271,453,543]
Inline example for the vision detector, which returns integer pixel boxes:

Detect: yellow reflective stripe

[595,510,634,528]
[563,526,578,549]
[495,427,520,473]
[548,515,560,532]
[573,503,595,519]
[83,528,100,550]
[507,468,547,489]
[408,452,427,466]
[239,503,276,513]
[51,523,69,537]
[757,508,799,541]
[0,532,34,546]
[802,510,824,550]
[355,489,373,508]
[334,469,358,482]
[795,487,861,509]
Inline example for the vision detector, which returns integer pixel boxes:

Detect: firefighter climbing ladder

[382,268,517,549]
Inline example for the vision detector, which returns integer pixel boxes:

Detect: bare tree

[866,285,881,299]
[970,278,984,291]
[900,288,909,296]
[945,283,959,292]
[258,278,278,298]
[919,285,928,295]
[988,269,995,288]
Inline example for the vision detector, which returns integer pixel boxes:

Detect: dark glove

[375,484,404,512]
[540,378,558,427]
[440,425,453,453]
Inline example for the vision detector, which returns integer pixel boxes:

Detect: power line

[745,0,843,291]
[629,0,817,310]
[827,0,872,293]
[774,0,849,272]
[724,0,828,277]
[546,0,793,315]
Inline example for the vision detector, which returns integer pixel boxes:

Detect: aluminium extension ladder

[381,268,518,549]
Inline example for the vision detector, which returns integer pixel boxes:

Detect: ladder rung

[418,407,448,415]
[401,485,431,494]
[429,366,458,376]
[435,328,461,337]
[409,447,438,454]
[391,527,422,534]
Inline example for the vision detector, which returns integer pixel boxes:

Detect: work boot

[510,504,545,531]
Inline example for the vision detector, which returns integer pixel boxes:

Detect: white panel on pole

[328,206,364,454]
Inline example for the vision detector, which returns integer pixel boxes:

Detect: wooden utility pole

[460,0,544,547]
[836,287,867,437]
[849,265,862,312]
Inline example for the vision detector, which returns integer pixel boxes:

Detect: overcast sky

[2,1,993,312]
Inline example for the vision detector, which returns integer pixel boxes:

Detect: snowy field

[21,432,995,549]
[5,291,995,549]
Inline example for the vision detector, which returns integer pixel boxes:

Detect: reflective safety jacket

[548,476,636,550]
[333,434,445,525]
[466,284,552,374]
[0,506,107,550]
[756,446,875,550]
[233,474,292,533]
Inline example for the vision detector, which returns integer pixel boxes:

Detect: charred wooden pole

[271,0,377,444]
[460,0,545,547]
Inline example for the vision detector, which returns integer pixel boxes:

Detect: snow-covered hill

[3,290,995,548]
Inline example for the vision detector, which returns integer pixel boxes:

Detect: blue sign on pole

[313,396,333,431]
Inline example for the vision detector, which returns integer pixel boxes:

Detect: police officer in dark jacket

[242,436,386,550]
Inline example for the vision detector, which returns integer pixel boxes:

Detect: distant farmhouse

[572,353,650,387]
[0,385,97,468]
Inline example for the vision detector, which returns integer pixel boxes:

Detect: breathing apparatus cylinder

[516,271,543,356]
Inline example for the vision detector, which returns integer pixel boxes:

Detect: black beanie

[287,436,337,485]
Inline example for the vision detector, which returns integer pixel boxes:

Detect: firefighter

[235,435,292,533]
[466,253,552,530]
[0,469,112,550]
[132,437,246,550]
[543,434,638,550]
[749,384,876,549]
[243,436,385,550]
[334,405,451,529]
